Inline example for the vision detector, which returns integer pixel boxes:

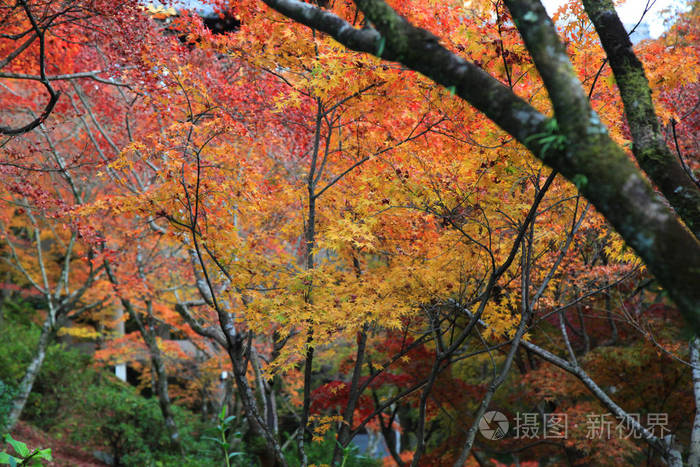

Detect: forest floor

[11,421,106,466]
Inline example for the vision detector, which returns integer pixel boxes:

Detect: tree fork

[260,0,700,332]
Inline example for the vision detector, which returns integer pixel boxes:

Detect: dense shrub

[0,303,96,430]
[70,381,218,466]
[0,302,219,465]
[0,380,17,429]
[0,300,380,465]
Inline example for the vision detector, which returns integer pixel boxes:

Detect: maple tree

[0,0,196,445]
[0,0,126,432]
[258,0,700,331]
[0,0,699,466]
[211,0,697,464]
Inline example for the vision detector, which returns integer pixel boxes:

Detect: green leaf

[572,174,588,189]
[34,449,52,461]
[0,452,19,465]
[202,436,223,444]
[3,435,29,458]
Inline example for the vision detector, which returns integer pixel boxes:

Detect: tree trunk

[132,305,183,454]
[147,335,182,452]
[332,327,368,465]
[260,0,700,333]
[105,259,183,454]
[228,335,287,467]
[1,317,52,434]
[188,246,288,466]
[688,337,700,467]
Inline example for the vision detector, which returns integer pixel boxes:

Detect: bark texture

[582,0,700,238]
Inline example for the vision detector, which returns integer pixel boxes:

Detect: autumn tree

[108,3,619,464]
[257,0,700,333]
[2,1,698,466]
[0,0,192,441]
[224,0,700,464]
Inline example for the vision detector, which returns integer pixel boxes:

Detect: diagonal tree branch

[260,0,700,333]
[582,0,700,238]
[0,0,60,136]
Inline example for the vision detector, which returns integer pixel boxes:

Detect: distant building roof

[145,0,215,17]
[144,1,240,34]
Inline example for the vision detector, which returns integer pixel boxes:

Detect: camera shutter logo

[479,411,509,440]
